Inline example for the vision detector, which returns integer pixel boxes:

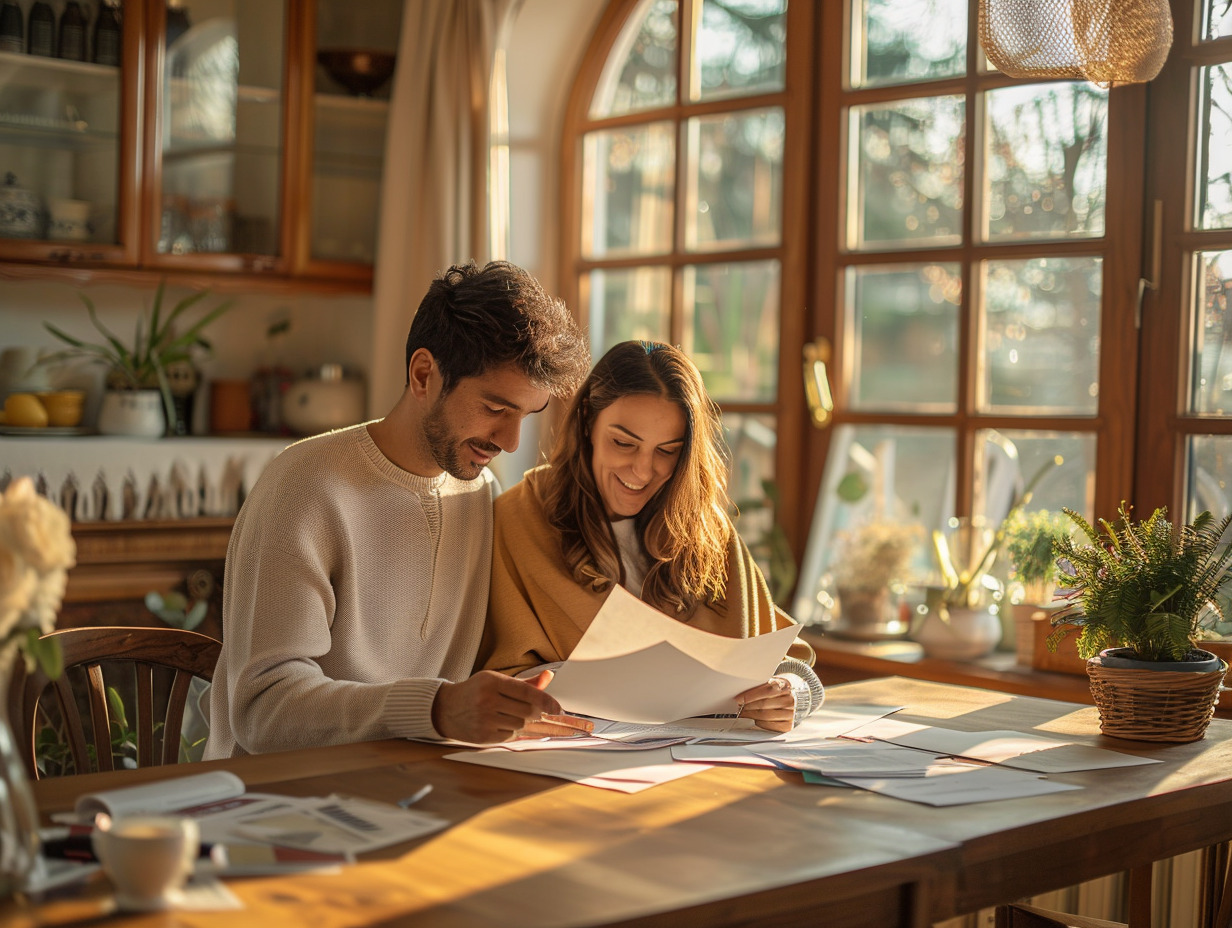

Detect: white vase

[97,389,166,438]
[912,596,1003,661]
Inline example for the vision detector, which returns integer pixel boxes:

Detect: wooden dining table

[10,677,1232,928]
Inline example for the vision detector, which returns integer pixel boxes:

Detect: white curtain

[368,0,523,417]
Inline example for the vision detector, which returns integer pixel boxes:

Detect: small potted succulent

[42,283,232,437]
[1048,503,1232,742]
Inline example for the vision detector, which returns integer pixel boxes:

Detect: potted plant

[42,283,232,437]
[827,521,922,640]
[1048,503,1232,742]
[1002,509,1072,666]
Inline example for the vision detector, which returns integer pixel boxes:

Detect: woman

[478,341,823,731]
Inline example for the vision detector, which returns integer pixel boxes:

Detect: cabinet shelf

[0,114,117,150]
[0,49,119,95]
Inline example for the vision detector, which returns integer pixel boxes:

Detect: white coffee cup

[91,814,200,911]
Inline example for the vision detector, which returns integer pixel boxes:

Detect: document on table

[828,764,1083,806]
[446,747,710,793]
[546,584,802,723]
[847,719,1162,773]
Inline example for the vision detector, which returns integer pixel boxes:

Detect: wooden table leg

[1127,864,1153,928]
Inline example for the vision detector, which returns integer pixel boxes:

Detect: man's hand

[735,676,797,732]
[432,669,581,743]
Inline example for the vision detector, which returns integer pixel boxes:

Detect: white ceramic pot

[912,601,1003,661]
[97,390,166,438]
[281,364,364,436]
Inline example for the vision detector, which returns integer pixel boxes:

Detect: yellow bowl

[36,390,85,427]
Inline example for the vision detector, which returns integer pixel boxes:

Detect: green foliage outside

[1049,504,1232,662]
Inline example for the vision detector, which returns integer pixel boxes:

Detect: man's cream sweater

[205,423,495,758]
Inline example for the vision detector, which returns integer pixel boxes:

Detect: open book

[69,770,448,861]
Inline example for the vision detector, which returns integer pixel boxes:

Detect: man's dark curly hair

[405,261,589,398]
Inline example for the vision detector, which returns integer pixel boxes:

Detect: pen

[397,784,433,808]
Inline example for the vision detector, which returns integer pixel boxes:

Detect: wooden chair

[994,903,1126,927]
[5,626,221,779]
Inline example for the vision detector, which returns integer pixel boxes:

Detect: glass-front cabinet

[0,0,139,262]
[0,0,401,288]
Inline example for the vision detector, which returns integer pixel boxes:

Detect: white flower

[0,477,76,648]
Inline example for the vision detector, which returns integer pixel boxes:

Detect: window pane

[847,263,960,412]
[975,429,1096,525]
[983,82,1108,241]
[685,108,783,251]
[586,267,671,359]
[725,413,780,585]
[1191,249,1232,415]
[693,0,786,101]
[683,260,779,401]
[794,424,955,623]
[1187,436,1232,522]
[852,0,967,88]
[590,0,678,118]
[849,95,965,250]
[1202,0,1232,41]
[1198,64,1232,231]
[581,123,675,258]
[980,256,1102,415]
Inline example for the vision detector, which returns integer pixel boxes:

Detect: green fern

[1049,503,1232,662]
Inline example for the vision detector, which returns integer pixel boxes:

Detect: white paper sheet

[445,747,711,793]
[847,719,1162,773]
[835,764,1082,806]
[546,585,802,723]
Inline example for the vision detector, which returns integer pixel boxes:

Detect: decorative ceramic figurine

[0,173,46,240]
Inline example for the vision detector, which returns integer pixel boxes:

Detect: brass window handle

[803,337,833,429]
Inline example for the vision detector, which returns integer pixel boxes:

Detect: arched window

[564,0,1227,635]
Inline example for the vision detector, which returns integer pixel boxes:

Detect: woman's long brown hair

[540,341,733,617]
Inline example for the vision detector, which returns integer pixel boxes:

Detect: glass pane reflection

[685,108,783,251]
[794,424,954,625]
[586,267,671,360]
[693,0,786,101]
[984,82,1107,241]
[850,95,964,250]
[1202,0,1232,41]
[1187,436,1232,523]
[581,123,675,258]
[975,429,1095,525]
[853,0,967,88]
[847,263,960,412]
[1198,64,1232,231]
[589,0,678,117]
[683,260,779,402]
[1191,249,1232,415]
[980,256,1102,415]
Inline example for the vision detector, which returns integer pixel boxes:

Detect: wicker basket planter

[1086,648,1227,743]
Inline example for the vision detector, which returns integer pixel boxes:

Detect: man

[205,261,591,758]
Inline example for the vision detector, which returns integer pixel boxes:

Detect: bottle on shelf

[27,1,54,57]
[166,0,191,49]
[57,0,87,61]
[0,0,23,54]
[93,0,121,66]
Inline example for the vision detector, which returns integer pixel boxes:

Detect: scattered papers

[446,746,711,793]
[547,584,801,723]
[670,744,784,768]
[755,740,958,777]
[66,769,448,857]
[847,719,1162,773]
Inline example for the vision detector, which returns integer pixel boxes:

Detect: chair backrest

[5,626,221,780]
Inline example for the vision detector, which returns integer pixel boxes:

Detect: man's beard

[422,397,499,480]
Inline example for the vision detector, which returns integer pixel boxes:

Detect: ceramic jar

[0,173,46,240]
[97,390,166,438]
[281,364,364,436]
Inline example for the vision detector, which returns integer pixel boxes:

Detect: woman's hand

[735,676,797,732]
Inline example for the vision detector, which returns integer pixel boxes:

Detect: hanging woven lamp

[979,0,1174,87]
